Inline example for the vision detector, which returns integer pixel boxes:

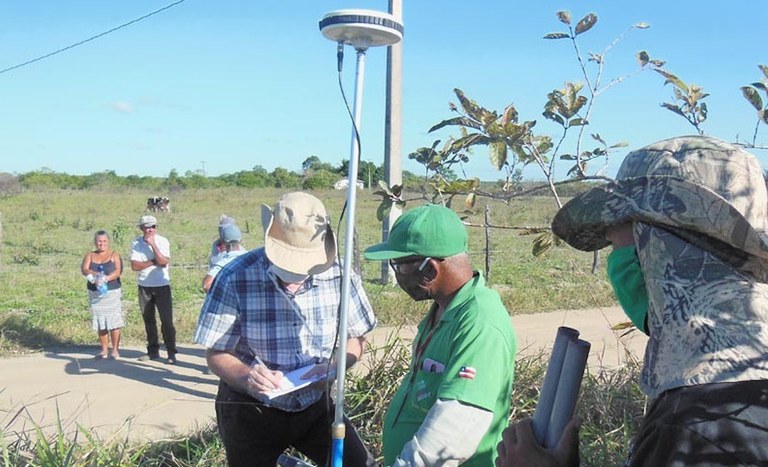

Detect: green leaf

[574,13,597,35]
[453,89,486,122]
[698,102,708,122]
[567,162,586,177]
[543,110,565,126]
[556,10,571,25]
[609,141,629,148]
[376,200,392,222]
[591,133,606,146]
[588,52,603,63]
[559,154,576,160]
[501,104,519,125]
[655,69,688,93]
[568,117,588,127]
[636,51,649,67]
[428,116,482,133]
[741,86,763,111]
[449,133,490,153]
[532,232,554,257]
[543,32,570,40]
[377,180,394,196]
[465,192,477,209]
[535,136,553,155]
[751,82,767,93]
[649,59,666,67]
[489,140,508,170]
[661,103,686,118]
[634,22,650,29]
[761,109,768,125]
[759,64,768,80]
[570,95,587,116]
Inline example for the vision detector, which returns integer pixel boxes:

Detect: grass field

[0,187,615,355]
[0,187,642,466]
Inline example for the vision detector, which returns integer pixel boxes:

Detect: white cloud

[111,101,134,113]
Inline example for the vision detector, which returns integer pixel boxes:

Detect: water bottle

[96,265,108,296]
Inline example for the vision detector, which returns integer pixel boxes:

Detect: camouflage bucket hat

[552,135,768,266]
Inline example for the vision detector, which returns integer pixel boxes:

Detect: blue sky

[1,1,766,181]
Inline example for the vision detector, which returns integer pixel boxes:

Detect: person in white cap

[194,192,377,467]
[202,221,247,293]
[130,215,177,364]
[208,214,240,268]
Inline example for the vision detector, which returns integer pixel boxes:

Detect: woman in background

[81,230,124,360]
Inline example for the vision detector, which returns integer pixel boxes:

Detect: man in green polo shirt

[364,203,517,466]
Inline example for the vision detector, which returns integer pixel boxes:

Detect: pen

[253,355,266,367]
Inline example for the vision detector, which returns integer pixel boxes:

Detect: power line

[0,0,189,76]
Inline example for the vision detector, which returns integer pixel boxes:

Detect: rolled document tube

[544,338,591,448]
[532,326,580,445]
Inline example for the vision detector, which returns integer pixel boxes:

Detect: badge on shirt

[421,358,445,373]
[458,366,477,380]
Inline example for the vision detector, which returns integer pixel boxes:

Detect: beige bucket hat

[261,192,337,275]
[552,135,768,270]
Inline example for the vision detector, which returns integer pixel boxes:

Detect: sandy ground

[0,306,645,443]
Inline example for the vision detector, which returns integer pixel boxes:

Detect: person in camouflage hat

[496,135,768,466]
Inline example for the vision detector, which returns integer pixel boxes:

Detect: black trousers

[138,285,176,356]
[627,380,768,466]
[215,382,375,467]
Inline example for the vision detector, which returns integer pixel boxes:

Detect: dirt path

[0,306,644,443]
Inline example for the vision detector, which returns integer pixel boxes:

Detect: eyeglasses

[389,257,433,275]
[143,225,157,229]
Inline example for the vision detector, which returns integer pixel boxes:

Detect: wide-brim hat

[552,135,768,268]
[261,192,336,275]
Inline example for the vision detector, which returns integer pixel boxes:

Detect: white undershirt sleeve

[391,399,493,467]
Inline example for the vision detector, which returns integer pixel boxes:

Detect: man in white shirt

[130,215,177,364]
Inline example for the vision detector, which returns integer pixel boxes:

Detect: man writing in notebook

[194,192,377,467]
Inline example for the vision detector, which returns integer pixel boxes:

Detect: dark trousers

[627,380,768,466]
[138,285,176,356]
[215,381,374,467]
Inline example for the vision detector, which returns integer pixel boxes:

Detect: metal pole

[381,0,403,283]
[332,47,367,467]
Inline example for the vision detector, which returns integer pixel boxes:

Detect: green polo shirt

[383,272,516,466]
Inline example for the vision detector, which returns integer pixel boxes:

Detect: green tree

[303,169,338,190]
[271,167,302,188]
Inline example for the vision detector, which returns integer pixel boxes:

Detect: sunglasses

[388,257,433,275]
[143,225,157,229]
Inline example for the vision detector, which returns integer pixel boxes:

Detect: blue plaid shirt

[194,247,376,412]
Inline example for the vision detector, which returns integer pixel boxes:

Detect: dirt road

[0,306,644,443]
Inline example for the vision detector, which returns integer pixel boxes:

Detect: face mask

[606,245,649,335]
[394,265,434,302]
[268,264,309,285]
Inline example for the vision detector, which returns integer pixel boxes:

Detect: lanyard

[391,305,441,425]
[409,305,440,383]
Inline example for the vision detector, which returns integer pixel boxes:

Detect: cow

[146,196,171,213]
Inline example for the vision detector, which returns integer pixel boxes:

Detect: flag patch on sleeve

[458,366,477,380]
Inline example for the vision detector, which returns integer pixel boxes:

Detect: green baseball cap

[364,204,468,260]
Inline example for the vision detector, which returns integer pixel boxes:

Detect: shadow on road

[43,344,216,400]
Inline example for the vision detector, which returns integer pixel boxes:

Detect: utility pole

[200,160,206,176]
[381,0,403,283]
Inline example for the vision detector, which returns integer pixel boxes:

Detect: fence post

[484,204,491,283]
